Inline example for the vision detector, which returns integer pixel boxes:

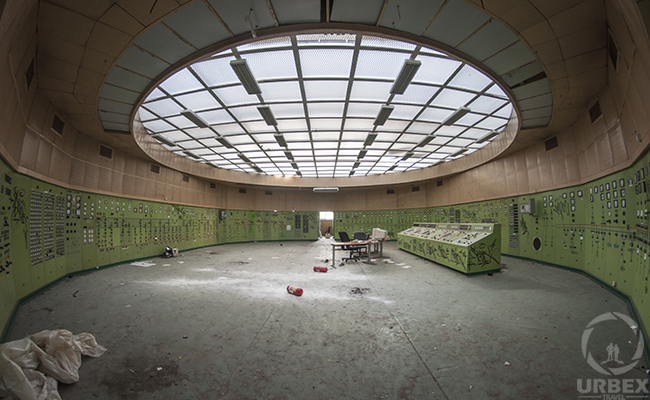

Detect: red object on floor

[287,285,303,296]
[313,266,328,272]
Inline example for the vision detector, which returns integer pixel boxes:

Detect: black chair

[353,231,369,240]
[339,231,367,262]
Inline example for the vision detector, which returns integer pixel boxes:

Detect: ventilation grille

[182,174,189,182]
[239,188,246,194]
[545,137,558,151]
[99,145,113,159]
[150,164,160,174]
[411,186,420,192]
[51,114,64,135]
[209,182,216,189]
[589,101,602,123]
[265,190,272,195]
[25,58,35,89]
[4,174,12,185]
[437,180,443,187]
[386,189,395,194]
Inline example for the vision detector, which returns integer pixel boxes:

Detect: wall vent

[51,114,65,135]
[98,145,113,159]
[209,182,216,189]
[25,58,35,89]
[607,29,618,69]
[4,174,12,185]
[182,174,190,182]
[265,190,273,195]
[589,101,602,123]
[150,164,160,174]
[239,188,246,194]
[545,136,558,151]
[411,186,420,192]
[386,189,395,194]
[437,180,443,187]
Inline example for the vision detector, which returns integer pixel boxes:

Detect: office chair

[338,231,367,262]
[353,231,369,240]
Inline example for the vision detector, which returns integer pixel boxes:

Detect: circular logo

[581,312,644,375]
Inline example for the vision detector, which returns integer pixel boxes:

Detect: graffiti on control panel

[9,187,28,245]
[461,209,480,223]
[449,248,466,270]
[468,239,499,269]
[552,199,570,220]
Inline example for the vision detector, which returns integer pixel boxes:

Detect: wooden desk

[330,238,389,267]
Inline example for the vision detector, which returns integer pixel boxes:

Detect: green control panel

[398,223,501,274]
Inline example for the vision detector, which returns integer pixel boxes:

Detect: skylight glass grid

[138,33,515,177]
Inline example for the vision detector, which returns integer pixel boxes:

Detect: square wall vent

[589,101,602,123]
[99,145,113,159]
[150,164,160,174]
[51,114,64,135]
[182,174,190,182]
[545,136,558,151]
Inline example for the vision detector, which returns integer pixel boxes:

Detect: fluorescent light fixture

[432,160,444,166]
[313,187,339,193]
[257,105,277,126]
[402,151,414,161]
[252,165,263,173]
[180,110,209,128]
[230,59,261,95]
[238,153,252,163]
[373,105,394,126]
[284,150,294,160]
[363,132,378,147]
[442,107,471,126]
[451,148,468,157]
[153,135,175,147]
[291,162,299,169]
[215,136,234,148]
[274,133,288,148]
[387,165,397,171]
[477,130,499,143]
[358,149,367,159]
[296,171,302,176]
[390,59,421,94]
[183,150,200,159]
[352,161,360,169]
[417,135,435,147]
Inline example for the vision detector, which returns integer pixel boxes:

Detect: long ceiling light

[390,59,421,94]
[230,59,261,95]
[180,110,209,128]
[252,165,263,173]
[417,135,435,147]
[257,105,277,126]
[291,162,299,169]
[477,130,499,143]
[183,150,200,159]
[284,150,294,160]
[358,149,367,159]
[313,187,339,193]
[153,134,175,147]
[363,132,378,147]
[442,107,471,126]
[353,161,360,169]
[216,136,234,148]
[238,153,252,163]
[402,151,414,161]
[451,148,467,157]
[387,165,397,171]
[373,105,394,126]
[274,133,288,148]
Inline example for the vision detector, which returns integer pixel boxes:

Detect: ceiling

[32,0,607,170]
[139,32,513,177]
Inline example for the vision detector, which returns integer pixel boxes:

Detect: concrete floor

[7,238,649,399]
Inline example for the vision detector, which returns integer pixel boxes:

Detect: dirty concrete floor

[7,239,649,399]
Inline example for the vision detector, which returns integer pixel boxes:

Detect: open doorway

[319,211,333,238]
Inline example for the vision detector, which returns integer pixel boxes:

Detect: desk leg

[379,241,383,257]
[332,246,335,268]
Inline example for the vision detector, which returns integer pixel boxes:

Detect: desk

[330,238,389,267]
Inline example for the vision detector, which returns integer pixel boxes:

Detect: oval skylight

[137,33,513,178]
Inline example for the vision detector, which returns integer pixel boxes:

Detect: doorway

[319,211,333,238]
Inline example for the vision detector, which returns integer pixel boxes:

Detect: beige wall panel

[516,168,529,193]
[112,151,126,173]
[98,167,112,192]
[72,133,92,161]
[135,158,149,178]
[626,80,650,136]
[98,4,145,36]
[38,2,94,47]
[611,53,630,108]
[618,105,641,161]
[116,0,183,27]
[533,40,564,65]
[629,60,650,130]
[80,48,113,76]
[49,146,71,183]
[87,23,134,58]
[501,1,546,33]
[520,20,555,47]
[97,148,113,169]
[608,124,628,166]
[547,1,605,38]
[172,185,181,203]
[133,177,146,197]
[538,162,553,189]
[68,159,86,188]
[37,55,79,84]
[606,0,636,66]
[596,132,614,170]
[599,86,620,128]
[19,128,40,171]
[527,166,540,190]
[111,171,124,194]
[565,155,581,184]
[505,171,518,194]
[83,163,100,190]
[26,94,50,135]
[75,67,103,93]
[34,138,53,177]
[558,24,606,60]
[38,34,85,68]
[585,142,601,179]
[8,17,36,78]
[123,155,137,176]
[550,159,568,187]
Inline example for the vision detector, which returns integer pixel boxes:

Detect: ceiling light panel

[144,88,166,102]
[310,118,342,130]
[212,122,245,135]
[143,98,183,117]
[237,37,292,51]
[143,119,175,132]
[242,121,273,133]
[277,119,308,131]
[307,103,345,118]
[159,68,204,95]
[212,86,258,106]
[397,84,440,105]
[343,118,374,130]
[312,131,340,141]
[304,80,349,101]
[244,50,298,80]
[196,109,234,125]
[191,57,239,86]
[390,104,422,120]
[355,50,411,79]
[493,104,514,119]
[417,107,454,123]
[297,33,356,46]
[258,81,302,102]
[430,88,477,109]
[486,84,509,99]
[407,121,439,134]
[228,105,262,122]
[467,95,509,114]
[475,117,508,130]
[360,36,416,51]
[346,102,383,118]
[299,49,354,78]
[167,115,198,129]
[447,64,493,92]
[348,81,392,102]
[270,104,305,119]
[342,131,371,141]
[137,108,157,121]
[175,91,221,111]
[455,113,485,126]
[415,55,462,84]
[460,128,492,139]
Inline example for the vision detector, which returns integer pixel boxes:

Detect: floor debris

[349,287,370,295]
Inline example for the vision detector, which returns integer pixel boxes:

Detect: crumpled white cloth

[0,330,106,400]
